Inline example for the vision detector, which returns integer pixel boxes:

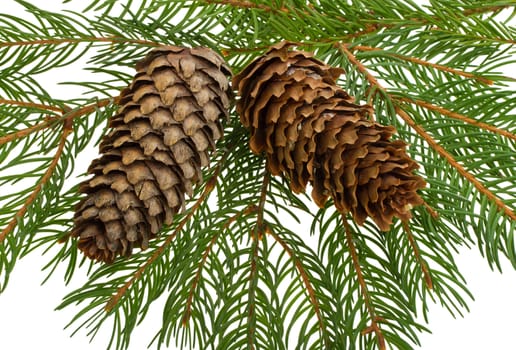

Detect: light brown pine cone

[72,46,232,262]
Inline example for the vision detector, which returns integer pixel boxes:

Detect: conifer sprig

[0,1,514,349]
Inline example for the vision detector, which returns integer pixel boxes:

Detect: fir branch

[247,225,260,350]
[372,4,516,45]
[431,28,515,45]
[396,97,516,142]
[266,225,328,345]
[255,170,270,231]
[342,216,386,350]
[343,23,383,40]
[0,36,160,47]
[63,98,115,124]
[402,221,433,290]
[202,0,287,13]
[338,43,383,107]
[205,0,512,39]
[0,117,55,146]
[0,99,63,145]
[395,105,516,221]
[105,150,227,312]
[181,204,259,326]
[0,98,63,112]
[423,201,440,219]
[0,119,72,244]
[247,170,270,349]
[462,5,514,17]
[0,97,114,145]
[351,45,494,85]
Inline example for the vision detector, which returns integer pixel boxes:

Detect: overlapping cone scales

[233,42,368,193]
[72,46,232,262]
[234,42,425,231]
[313,110,425,230]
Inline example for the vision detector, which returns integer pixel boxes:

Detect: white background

[1,1,515,349]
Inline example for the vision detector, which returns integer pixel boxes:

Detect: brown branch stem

[0,99,63,145]
[255,170,269,232]
[402,221,433,290]
[202,0,287,13]
[105,153,226,312]
[63,98,116,124]
[395,106,516,221]
[0,36,159,48]
[247,171,270,350]
[181,204,259,326]
[342,217,386,350]
[0,122,72,244]
[0,98,115,145]
[0,117,58,145]
[351,45,494,85]
[247,226,260,350]
[423,201,440,219]
[396,97,516,142]
[339,43,385,91]
[0,98,64,112]
[462,5,513,17]
[338,43,382,114]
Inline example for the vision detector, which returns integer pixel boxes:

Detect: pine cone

[72,46,232,263]
[233,42,361,192]
[234,42,425,230]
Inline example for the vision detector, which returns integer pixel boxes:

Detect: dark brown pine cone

[234,42,425,231]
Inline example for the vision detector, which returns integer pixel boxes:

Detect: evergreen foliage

[0,0,515,349]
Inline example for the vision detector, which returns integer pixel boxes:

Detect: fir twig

[462,5,514,17]
[0,119,54,145]
[0,36,160,48]
[397,97,516,141]
[202,0,287,13]
[181,204,259,326]
[62,98,115,125]
[267,226,328,344]
[0,120,72,244]
[255,170,270,231]
[342,216,386,350]
[351,45,494,85]
[377,5,516,45]
[338,43,383,109]
[247,170,270,349]
[402,221,433,290]
[0,98,63,112]
[0,98,114,145]
[247,225,260,350]
[423,201,440,219]
[395,105,516,221]
[0,99,63,145]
